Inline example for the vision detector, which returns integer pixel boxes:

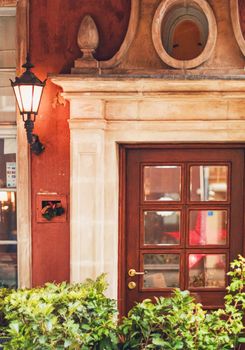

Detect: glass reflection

[190,165,228,201]
[144,211,180,245]
[189,210,227,245]
[143,254,180,289]
[189,254,226,288]
[144,166,181,201]
[0,191,17,241]
[0,138,16,189]
[0,244,17,288]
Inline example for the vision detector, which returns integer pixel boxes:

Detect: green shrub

[1,274,118,350]
[0,288,13,334]
[0,257,244,349]
[119,255,245,350]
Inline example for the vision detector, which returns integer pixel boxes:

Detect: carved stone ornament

[72,0,140,73]
[75,15,99,69]
[70,0,244,74]
[230,0,245,57]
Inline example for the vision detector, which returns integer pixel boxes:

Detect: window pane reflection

[144,166,181,201]
[0,139,16,188]
[189,210,227,245]
[143,254,180,289]
[0,244,17,288]
[144,211,180,245]
[0,191,17,241]
[189,254,226,288]
[190,165,228,201]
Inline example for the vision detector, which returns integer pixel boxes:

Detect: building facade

[0,0,245,314]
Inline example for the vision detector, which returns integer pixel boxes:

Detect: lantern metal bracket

[23,113,45,155]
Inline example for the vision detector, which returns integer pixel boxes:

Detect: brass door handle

[128,281,136,289]
[128,268,145,277]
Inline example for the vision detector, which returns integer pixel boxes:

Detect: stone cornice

[51,74,245,95]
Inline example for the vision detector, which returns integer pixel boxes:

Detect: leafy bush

[0,288,13,334]
[0,257,244,349]
[1,274,118,350]
[119,255,245,350]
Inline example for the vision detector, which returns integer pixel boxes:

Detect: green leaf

[152,337,167,346]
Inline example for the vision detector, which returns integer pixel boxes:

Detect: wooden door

[120,145,245,314]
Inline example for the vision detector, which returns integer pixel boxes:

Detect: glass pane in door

[188,254,226,288]
[189,210,227,245]
[144,211,180,245]
[143,254,180,289]
[190,165,228,201]
[144,166,181,201]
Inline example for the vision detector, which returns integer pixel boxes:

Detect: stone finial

[77,15,99,61]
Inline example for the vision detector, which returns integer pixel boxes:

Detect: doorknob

[128,268,145,277]
[128,281,136,289]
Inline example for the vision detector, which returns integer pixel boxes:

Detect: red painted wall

[29,0,130,286]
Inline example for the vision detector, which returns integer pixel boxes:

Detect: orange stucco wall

[29,0,130,286]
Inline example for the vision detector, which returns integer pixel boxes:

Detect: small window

[162,4,209,61]
[152,0,217,69]
[171,20,203,60]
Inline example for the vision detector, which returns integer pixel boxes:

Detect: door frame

[119,142,245,315]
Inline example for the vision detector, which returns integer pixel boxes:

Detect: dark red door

[120,145,244,314]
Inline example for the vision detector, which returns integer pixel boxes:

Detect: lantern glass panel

[13,85,23,112]
[32,85,43,113]
[19,85,33,112]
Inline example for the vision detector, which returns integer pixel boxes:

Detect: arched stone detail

[100,0,140,69]
[152,0,217,69]
[231,0,245,56]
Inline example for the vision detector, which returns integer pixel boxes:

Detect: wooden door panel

[121,146,244,314]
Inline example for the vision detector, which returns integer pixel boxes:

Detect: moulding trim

[51,76,245,93]
[0,0,17,6]
[230,0,245,56]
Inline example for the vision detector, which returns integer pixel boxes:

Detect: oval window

[171,20,203,60]
[162,5,208,61]
[152,0,217,69]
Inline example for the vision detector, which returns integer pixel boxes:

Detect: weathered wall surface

[29,0,130,286]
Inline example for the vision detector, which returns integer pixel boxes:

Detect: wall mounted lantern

[10,54,46,155]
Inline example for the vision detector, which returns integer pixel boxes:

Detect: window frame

[0,0,31,288]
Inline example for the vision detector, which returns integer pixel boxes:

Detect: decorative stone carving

[231,0,245,57]
[74,15,99,69]
[71,0,244,74]
[72,0,140,73]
